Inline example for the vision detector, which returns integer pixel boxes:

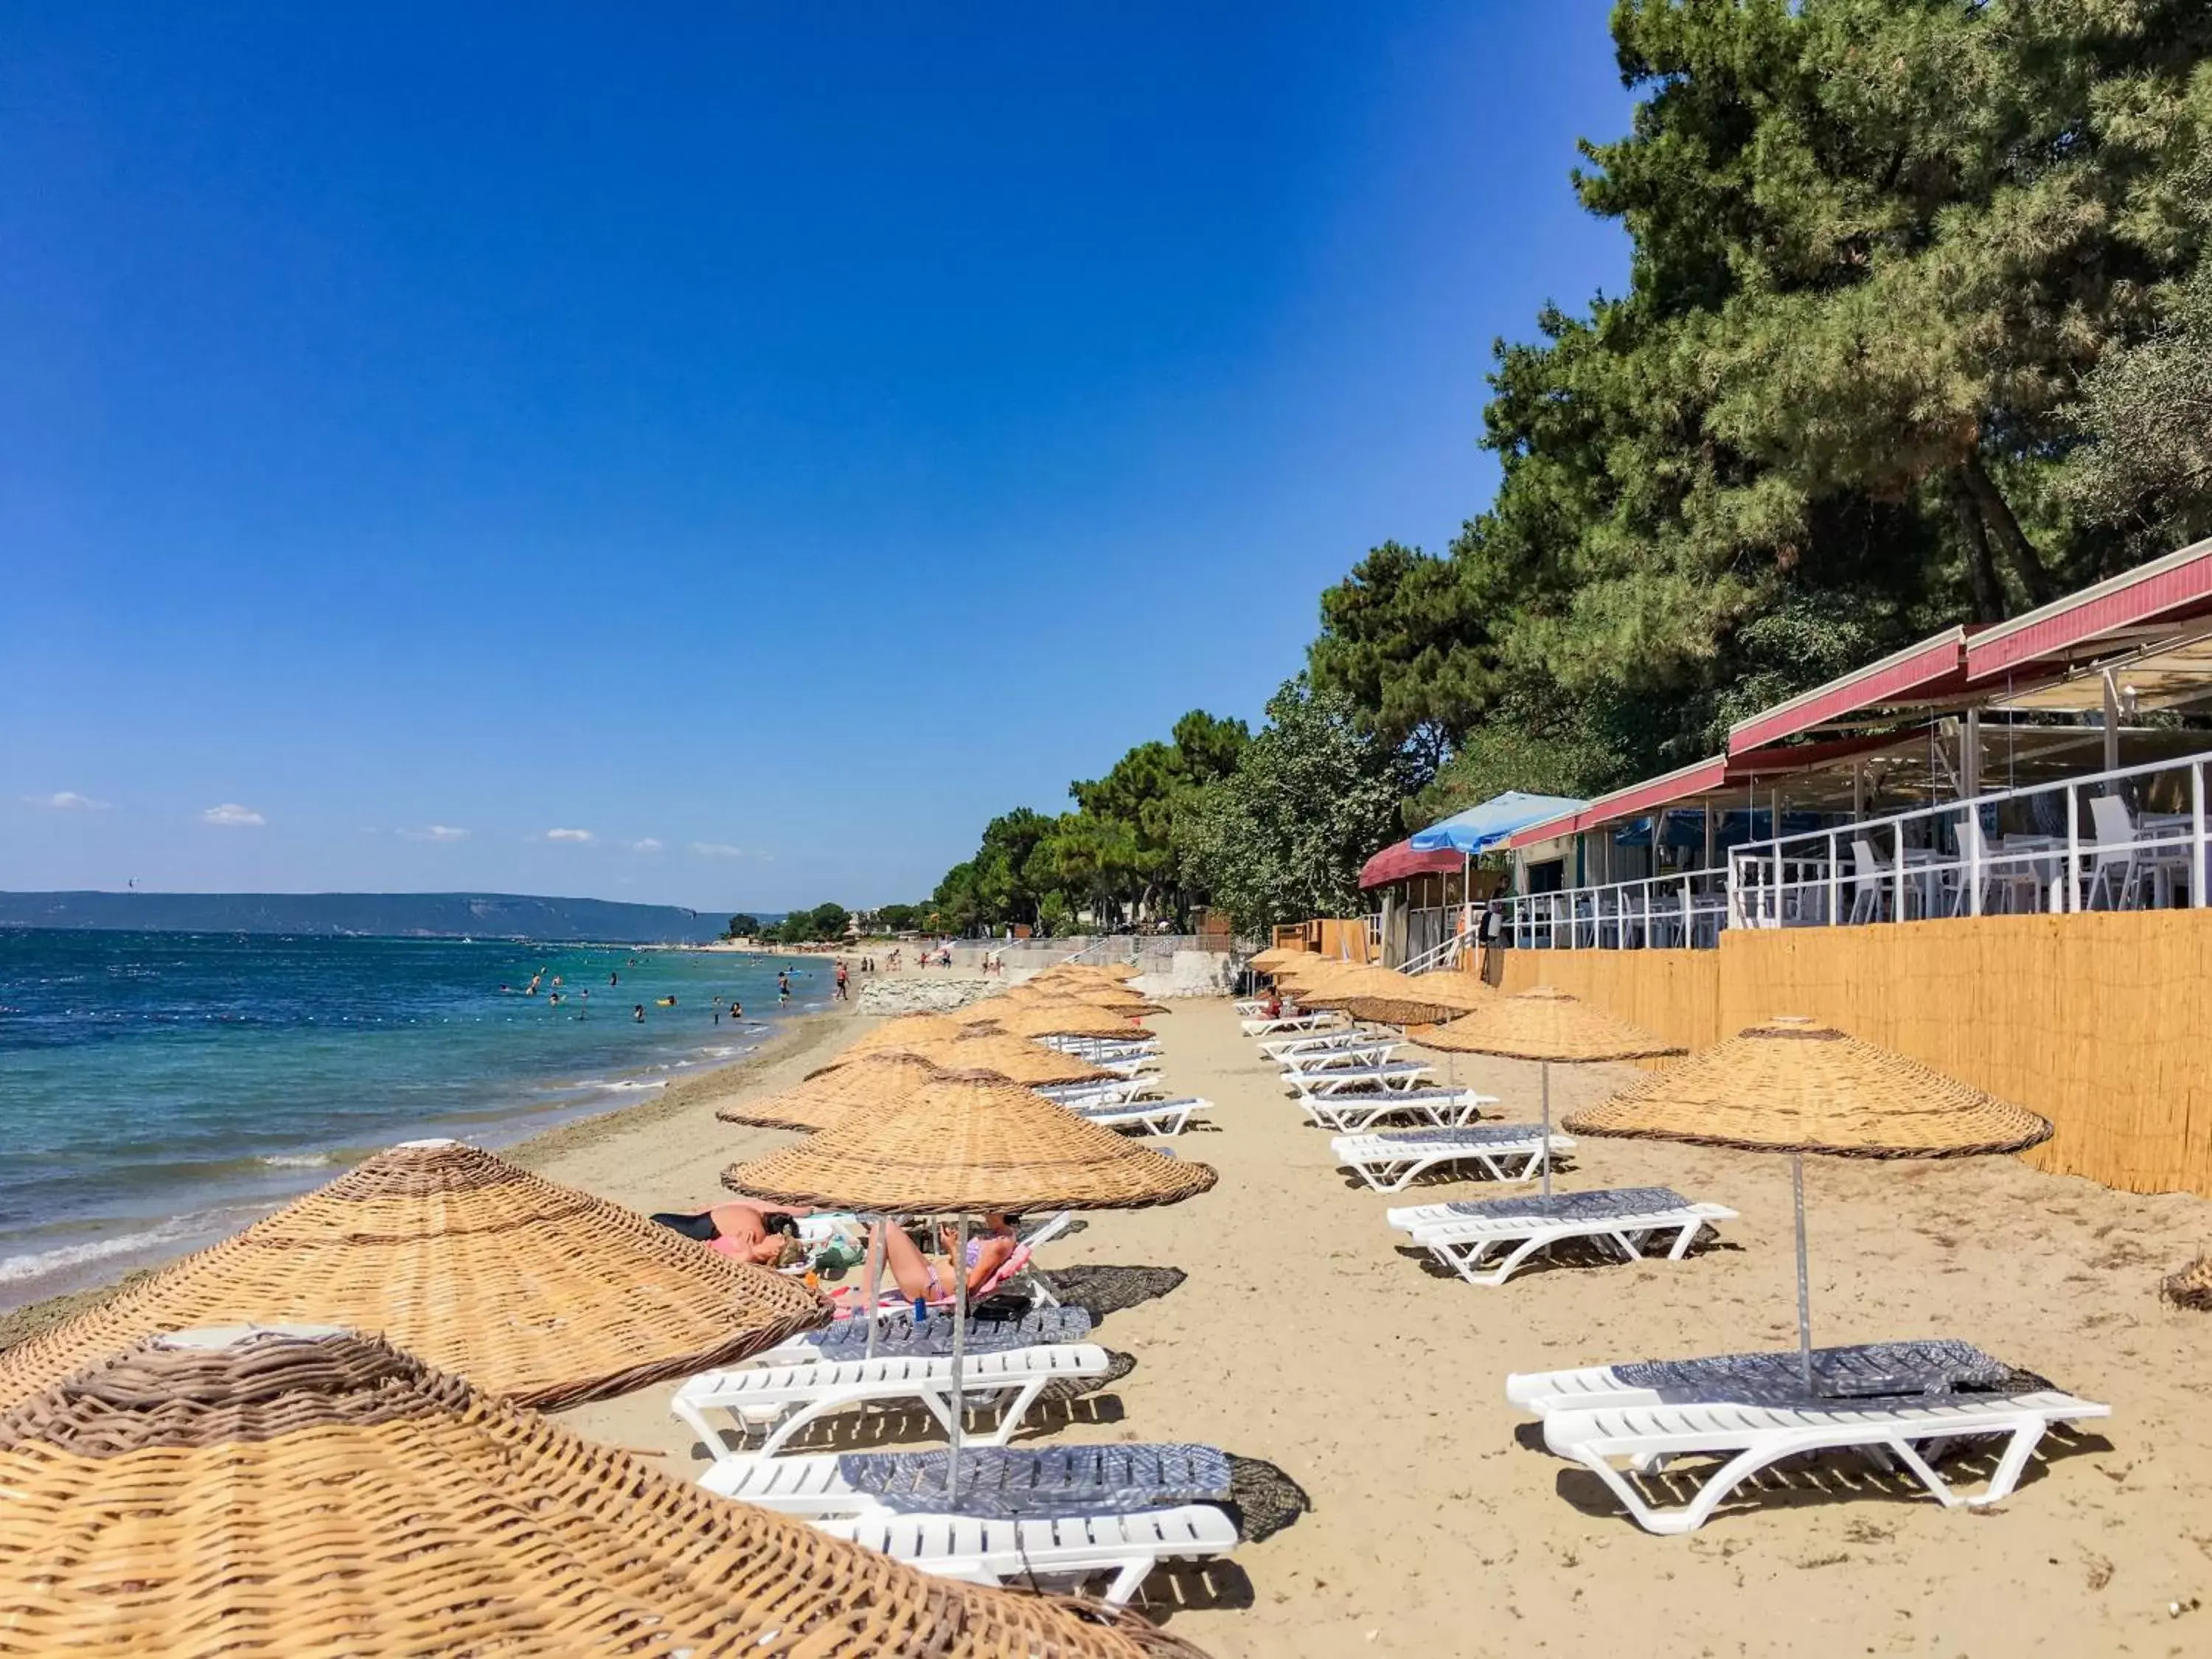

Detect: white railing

[1727,748,2211,929]
[1057,936,1136,965]
[1495,871,1731,950]
[1401,922,1470,975]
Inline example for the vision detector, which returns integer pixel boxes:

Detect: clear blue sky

[2,3,1630,912]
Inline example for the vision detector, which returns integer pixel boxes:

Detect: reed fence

[1495,910,2212,1197]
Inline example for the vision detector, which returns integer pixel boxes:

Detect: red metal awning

[1965,535,2212,682]
[1358,838,1470,890]
[1725,627,1969,755]
[1503,757,1729,850]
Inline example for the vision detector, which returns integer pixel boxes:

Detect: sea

[0,929,832,1311]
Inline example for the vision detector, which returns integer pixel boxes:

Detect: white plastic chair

[1847,838,1887,925]
[2084,796,2144,910]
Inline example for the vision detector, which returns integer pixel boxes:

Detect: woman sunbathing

[836,1214,1020,1308]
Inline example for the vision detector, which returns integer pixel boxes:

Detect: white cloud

[400,824,470,842]
[628,837,664,852]
[689,841,748,858]
[201,803,265,827]
[24,791,108,811]
[543,827,594,843]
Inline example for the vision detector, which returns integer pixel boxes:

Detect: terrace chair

[670,1343,1113,1461]
[1293,1086,1495,1133]
[1071,1096,1208,1135]
[1846,838,1888,925]
[1538,1388,2108,1534]
[1329,1124,1573,1192]
[815,1505,1241,1607]
[2084,795,2147,910]
[1382,1186,1737,1287]
[1281,1060,1435,1099]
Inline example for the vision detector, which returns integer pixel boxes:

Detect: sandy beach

[514,992,2212,1658]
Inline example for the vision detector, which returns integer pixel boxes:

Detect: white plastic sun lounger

[1503,1338,2039,1416]
[1541,1390,2110,1534]
[1074,1096,1208,1136]
[1036,1076,1159,1108]
[1256,1026,1385,1062]
[1285,1060,1434,1099]
[1385,1191,1737,1287]
[1330,1124,1572,1192]
[1295,1087,1495,1133]
[1240,1010,1340,1037]
[816,1505,1239,1606]
[1277,1040,1403,1074]
[696,1441,1228,1521]
[672,1344,1112,1461]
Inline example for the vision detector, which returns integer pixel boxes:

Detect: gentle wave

[257,1152,338,1169]
[0,1217,209,1285]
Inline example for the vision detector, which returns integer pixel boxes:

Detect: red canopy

[1359,838,1469,891]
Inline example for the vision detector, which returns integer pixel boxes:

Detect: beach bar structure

[1342,538,2212,1198]
[1475,537,2212,950]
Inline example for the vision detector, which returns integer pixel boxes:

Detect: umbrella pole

[863,1220,882,1362]
[947,1214,969,1506]
[1540,1060,1552,1198]
[1792,1152,1814,1394]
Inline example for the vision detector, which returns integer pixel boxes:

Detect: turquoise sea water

[0,929,831,1310]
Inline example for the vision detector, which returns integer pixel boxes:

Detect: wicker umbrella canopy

[1416,985,1683,1062]
[0,1141,828,1411]
[727,1069,1217,1216]
[974,1004,1154,1041]
[0,1324,1206,1659]
[1247,946,1309,974]
[1565,1017,2052,1393]
[718,1052,947,1133]
[874,1032,1117,1088]
[1301,965,1495,1026]
[1561,1017,2052,1158]
[842,1013,978,1057]
[1412,986,1681,1199]
[728,1069,1214,1506]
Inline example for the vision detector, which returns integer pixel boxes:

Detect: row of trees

[1312,0,2212,823]
[927,1,2212,935]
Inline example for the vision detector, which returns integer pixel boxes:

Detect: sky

[1,3,1632,913]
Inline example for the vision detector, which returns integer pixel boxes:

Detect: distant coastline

[0,891,779,945]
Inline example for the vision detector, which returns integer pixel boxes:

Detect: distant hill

[0,891,771,944]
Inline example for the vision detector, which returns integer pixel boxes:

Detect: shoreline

[0,1000,856,1354]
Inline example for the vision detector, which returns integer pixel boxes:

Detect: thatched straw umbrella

[0,1141,828,1410]
[728,1071,1215,1504]
[831,1013,978,1066]
[0,1324,1207,1658]
[1565,1016,2053,1390]
[1418,987,1684,1197]
[871,1031,1117,1089]
[973,1004,1155,1043]
[718,1051,947,1132]
[1247,946,1309,975]
[1298,964,1496,1027]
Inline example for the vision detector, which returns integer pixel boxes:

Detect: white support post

[1964,709,1983,919]
[2065,786,2081,914]
[1827,831,1840,926]
[2194,760,2207,911]
[1893,826,1907,924]
[1681,872,1693,948]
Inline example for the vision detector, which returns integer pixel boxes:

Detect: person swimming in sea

[609,970,619,987]
[633,1004,645,1022]
[656,995,677,1007]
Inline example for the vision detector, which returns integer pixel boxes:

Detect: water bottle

[912,1295,928,1327]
